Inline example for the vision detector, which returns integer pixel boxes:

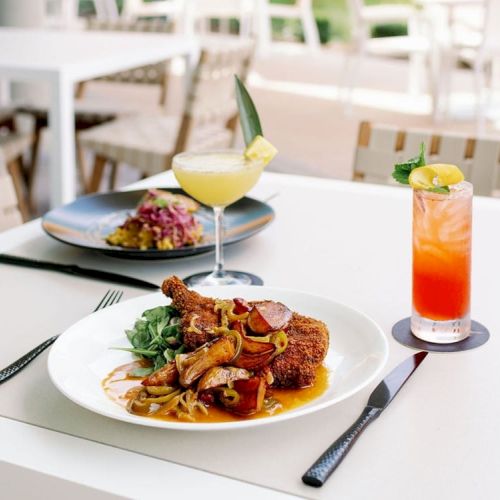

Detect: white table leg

[49,73,76,207]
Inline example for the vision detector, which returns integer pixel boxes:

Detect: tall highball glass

[411,182,473,343]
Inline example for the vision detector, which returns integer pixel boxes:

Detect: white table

[0,171,499,499]
[0,28,197,208]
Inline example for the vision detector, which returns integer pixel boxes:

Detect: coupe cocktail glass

[411,181,473,343]
[172,150,265,286]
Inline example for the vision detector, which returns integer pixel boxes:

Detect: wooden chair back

[174,40,255,154]
[0,153,23,232]
[353,121,500,196]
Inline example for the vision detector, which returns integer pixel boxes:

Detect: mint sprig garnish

[428,186,450,194]
[391,142,426,185]
[234,75,263,146]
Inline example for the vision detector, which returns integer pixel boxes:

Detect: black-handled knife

[302,351,428,487]
[0,254,160,291]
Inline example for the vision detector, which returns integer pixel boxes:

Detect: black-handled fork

[0,289,123,385]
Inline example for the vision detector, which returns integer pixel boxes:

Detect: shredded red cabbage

[121,190,202,248]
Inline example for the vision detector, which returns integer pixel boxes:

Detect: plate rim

[41,188,275,259]
[47,285,389,431]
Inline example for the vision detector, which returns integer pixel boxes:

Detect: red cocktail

[411,182,472,343]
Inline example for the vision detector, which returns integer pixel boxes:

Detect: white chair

[122,0,184,30]
[82,16,174,105]
[474,1,500,119]
[255,0,320,53]
[353,121,500,197]
[93,0,120,21]
[0,113,32,224]
[344,0,431,100]
[183,0,254,37]
[44,0,82,29]
[430,0,490,120]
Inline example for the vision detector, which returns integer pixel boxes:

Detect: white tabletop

[0,27,196,81]
[0,171,499,499]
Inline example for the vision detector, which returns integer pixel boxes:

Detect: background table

[0,171,498,499]
[0,28,196,208]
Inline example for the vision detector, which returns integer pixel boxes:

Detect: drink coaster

[392,318,489,352]
[183,271,263,286]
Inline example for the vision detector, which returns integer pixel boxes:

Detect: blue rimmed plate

[42,188,274,260]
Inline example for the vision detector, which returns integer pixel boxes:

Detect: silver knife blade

[367,351,428,410]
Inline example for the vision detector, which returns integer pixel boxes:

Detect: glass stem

[212,206,225,278]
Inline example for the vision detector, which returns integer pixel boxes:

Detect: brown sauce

[102,360,330,423]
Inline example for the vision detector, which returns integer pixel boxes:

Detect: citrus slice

[409,164,464,190]
[244,135,278,166]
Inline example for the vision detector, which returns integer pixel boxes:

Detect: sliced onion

[224,330,243,363]
[145,385,177,396]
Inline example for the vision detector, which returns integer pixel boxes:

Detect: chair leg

[88,155,108,193]
[300,0,320,52]
[255,0,272,56]
[342,48,363,115]
[7,158,30,222]
[26,119,43,206]
[108,161,119,191]
[75,81,86,100]
[75,137,89,194]
[475,59,487,132]
[159,74,169,107]
[408,52,425,96]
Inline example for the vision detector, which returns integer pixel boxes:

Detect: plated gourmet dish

[106,189,203,250]
[103,276,330,422]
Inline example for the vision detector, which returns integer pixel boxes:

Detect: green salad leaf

[391,142,427,185]
[113,305,184,377]
[235,75,263,146]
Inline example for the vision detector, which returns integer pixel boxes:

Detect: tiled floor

[22,44,500,216]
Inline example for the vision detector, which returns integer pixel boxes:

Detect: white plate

[48,286,389,431]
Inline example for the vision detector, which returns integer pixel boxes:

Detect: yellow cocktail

[172,150,266,286]
[172,151,264,208]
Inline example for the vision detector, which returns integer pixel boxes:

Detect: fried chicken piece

[162,276,217,349]
[161,276,329,388]
[270,313,329,388]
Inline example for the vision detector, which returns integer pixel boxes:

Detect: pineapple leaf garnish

[235,75,263,146]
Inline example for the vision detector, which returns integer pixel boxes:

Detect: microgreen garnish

[391,142,426,185]
[428,186,450,194]
[151,198,169,208]
[112,305,185,377]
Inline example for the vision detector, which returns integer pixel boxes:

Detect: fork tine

[93,290,112,312]
[113,290,124,305]
[104,290,119,309]
[94,290,123,312]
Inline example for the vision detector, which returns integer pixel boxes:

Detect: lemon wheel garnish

[244,135,278,166]
[409,164,464,190]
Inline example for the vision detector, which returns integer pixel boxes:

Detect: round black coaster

[183,271,263,286]
[392,318,490,353]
